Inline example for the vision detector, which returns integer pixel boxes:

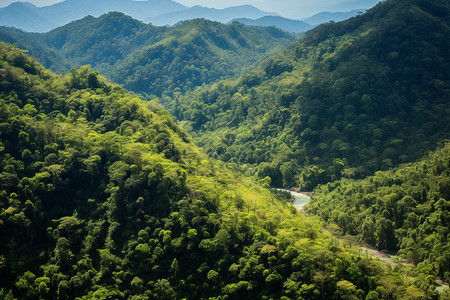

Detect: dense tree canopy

[309,143,450,282]
[0,13,295,98]
[0,42,444,299]
[0,0,449,297]
[164,0,450,189]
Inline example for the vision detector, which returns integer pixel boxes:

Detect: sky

[0,0,378,19]
[0,0,61,6]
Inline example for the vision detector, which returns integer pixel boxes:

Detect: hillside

[0,13,295,97]
[0,41,440,299]
[167,0,450,189]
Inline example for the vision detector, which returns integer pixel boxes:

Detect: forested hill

[2,42,440,299]
[168,0,450,189]
[0,12,295,97]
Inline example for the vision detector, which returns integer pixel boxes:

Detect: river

[276,189,311,210]
[290,191,311,210]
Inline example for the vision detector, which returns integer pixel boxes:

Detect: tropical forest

[0,0,448,299]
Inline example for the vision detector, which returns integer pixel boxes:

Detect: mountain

[108,18,294,96]
[0,2,55,33]
[0,41,434,300]
[0,12,295,97]
[147,4,277,26]
[166,0,450,190]
[302,10,363,26]
[230,16,312,33]
[0,0,186,32]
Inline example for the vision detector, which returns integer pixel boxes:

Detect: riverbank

[281,189,449,294]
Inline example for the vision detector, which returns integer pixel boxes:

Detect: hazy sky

[0,0,376,18]
[173,0,371,18]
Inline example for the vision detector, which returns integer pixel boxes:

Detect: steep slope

[308,143,450,280]
[0,13,295,97]
[1,42,435,300]
[168,0,450,189]
[230,16,312,33]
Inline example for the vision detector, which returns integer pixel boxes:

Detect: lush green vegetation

[0,12,295,97]
[0,27,68,73]
[165,0,450,189]
[0,0,449,298]
[309,143,450,282]
[0,42,444,299]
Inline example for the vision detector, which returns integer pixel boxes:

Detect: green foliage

[309,143,450,279]
[0,42,438,299]
[164,0,450,190]
[1,13,295,98]
[0,27,68,73]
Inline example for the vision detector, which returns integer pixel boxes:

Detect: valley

[0,0,448,299]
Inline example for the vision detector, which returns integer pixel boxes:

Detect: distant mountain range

[0,0,274,32]
[0,2,54,33]
[0,0,374,33]
[148,4,277,26]
[229,10,370,34]
[0,0,186,32]
[229,16,312,34]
